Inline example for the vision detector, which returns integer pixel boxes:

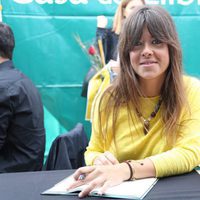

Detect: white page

[43,175,158,199]
[43,175,87,194]
[195,166,200,175]
[91,178,158,199]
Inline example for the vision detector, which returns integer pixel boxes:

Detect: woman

[71,5,200,197]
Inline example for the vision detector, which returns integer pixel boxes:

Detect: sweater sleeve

[85,67,110,121]
[149,79,200,177]
[84,91,107,165]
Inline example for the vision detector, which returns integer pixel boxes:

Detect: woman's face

[129,26,169,83]
[124,0,144,18]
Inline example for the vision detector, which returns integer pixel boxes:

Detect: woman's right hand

[93,151,119,165]
[97,15,108,28]
[67,163,128,198]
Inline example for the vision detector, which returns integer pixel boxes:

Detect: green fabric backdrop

[1,0,200,157]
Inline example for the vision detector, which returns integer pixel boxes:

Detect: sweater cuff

[85,152,102,166]
[148,155,173,177]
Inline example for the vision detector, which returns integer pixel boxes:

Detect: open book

[42,175,158,199]
[195,165,200,174]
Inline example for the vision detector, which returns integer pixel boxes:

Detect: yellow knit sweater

[85,76,200,177]
[85,66,110,120]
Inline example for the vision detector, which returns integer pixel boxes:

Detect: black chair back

[43,123,88,170]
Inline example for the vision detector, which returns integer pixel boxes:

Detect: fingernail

[78,193,83,198]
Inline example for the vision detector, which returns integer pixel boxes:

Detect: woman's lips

[140,61,157,67]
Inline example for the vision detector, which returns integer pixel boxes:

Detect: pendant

[143,119,150,134]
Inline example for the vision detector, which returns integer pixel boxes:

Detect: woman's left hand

[67,163,128,198]
[93,151,119,165]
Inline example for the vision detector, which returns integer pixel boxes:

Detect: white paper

[42,175,158,199]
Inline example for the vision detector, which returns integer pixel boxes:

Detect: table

[0,169,200,200]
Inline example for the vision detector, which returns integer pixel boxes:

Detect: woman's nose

[142,44,153,57]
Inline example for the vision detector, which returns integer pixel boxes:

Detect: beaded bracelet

[124,160,135,181]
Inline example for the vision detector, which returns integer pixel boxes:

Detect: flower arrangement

[75,35,104,71]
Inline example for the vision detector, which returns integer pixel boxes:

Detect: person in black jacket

[0,22,45,172]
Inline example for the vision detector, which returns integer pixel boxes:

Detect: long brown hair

[96,5,186,144]
[112,0,145,34]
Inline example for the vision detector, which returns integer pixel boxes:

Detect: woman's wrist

[119,159,156,181]
[118,162,134,181]
[129,159,156,179]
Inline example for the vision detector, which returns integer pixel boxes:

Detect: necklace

[136,98,162,134]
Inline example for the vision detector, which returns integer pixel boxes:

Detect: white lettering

[98,0,120,4]
[98,0,112,4]
[113,0,121,4]
[160,0,174,4]
[169,0,175,4]
[11,0,200,5]
[178,0,194,5]
[35,0,53,4]
[55,0,67,4]
[70,0,88,4]
[13,0,32,3]
[145,0,159,5]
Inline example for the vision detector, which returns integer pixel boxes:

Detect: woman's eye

[152,39,161,45]
[135,41,142,46]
